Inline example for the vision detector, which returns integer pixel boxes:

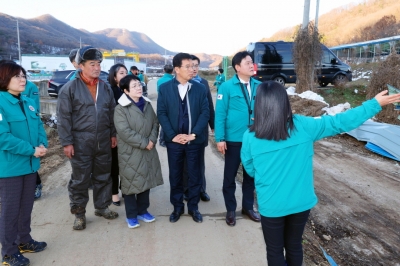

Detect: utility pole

[16,19,21,63]
[315,0,320,29]
[302,0,311,29]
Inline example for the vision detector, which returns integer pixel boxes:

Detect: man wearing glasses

[57,46,119,230]
[180,55,215,203]
[157,53,210,223]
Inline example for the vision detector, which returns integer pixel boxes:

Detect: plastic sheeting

[346,119,400,161]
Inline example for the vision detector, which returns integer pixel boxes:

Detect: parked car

[246,41,352,87]
[48,70,110,97]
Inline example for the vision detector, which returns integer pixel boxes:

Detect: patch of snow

[322,103,351,115]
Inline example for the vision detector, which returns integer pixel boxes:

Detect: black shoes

[188,210,203,223]
[169,209,184,223]
[241,209,261,222]
[18,239,47,253]
[184,191,210,202]
[200,192,210,202]
[112,201,121,206]
[226,211,236,226]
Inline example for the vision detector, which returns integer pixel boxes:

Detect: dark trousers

[124,189,150,219]
[223,142,255,211]
[261,210,310,266]
[166,142,203,212]
[68,149,112,216]
[111,146,119,195]
[183,145,206,194]
[36,172,41,185]
[0,173,36,257]
[159,127,165,144]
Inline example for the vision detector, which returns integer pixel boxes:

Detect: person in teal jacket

[156,64,174,147]
[68,48,80,81]
[213,68,225,92]
[0,60,44,200]
[22,80,44,200]
[214,51,261,227]
[0,63,48,266]
[240,81,400,266]
[156,64,174,93]
[137,71,144,82]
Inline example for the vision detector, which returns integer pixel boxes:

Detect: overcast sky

[2,0,364,55]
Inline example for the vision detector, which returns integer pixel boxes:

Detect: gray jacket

[114,94,163,195]
[57,76,116,150]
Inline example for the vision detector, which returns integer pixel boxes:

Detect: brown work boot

[70,205,85,215]
[94,208,119,219]
[73,216,86,230]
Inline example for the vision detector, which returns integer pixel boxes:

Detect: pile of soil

[290,95,328,117]
[38,116,65,183]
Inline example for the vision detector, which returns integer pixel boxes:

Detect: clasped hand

[172,134,195,144]
[34,145,47,158]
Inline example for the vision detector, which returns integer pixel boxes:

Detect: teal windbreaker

[214,75,261,142]
[156,73,174,93]
[241,98,382,217]
[0,92,48,178]
[21,80,40,110]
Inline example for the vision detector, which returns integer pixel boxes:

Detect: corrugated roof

[330,35,400,50]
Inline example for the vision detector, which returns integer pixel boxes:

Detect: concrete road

[27,79,266,265]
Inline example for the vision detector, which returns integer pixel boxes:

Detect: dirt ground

[37,84,400,265]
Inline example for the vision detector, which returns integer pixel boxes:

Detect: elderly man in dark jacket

[57,46,118,230]
[157,53,210,224]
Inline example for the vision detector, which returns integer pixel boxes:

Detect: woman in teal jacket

[213,68,225,92]
[241,81,400,266]
[0,63,48,266]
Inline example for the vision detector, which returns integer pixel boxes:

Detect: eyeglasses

[180,65,195,70]
[131,83,143,89]
[14,75,27,80]
[192,64,199,69]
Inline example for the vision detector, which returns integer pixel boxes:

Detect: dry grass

[367,52,400,125]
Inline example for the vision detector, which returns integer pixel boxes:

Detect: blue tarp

[346,119,400,161]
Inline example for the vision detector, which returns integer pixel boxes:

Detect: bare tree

[293,23,322,93]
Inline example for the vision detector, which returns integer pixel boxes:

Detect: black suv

[247,41,352,87]
[48,70,110,97]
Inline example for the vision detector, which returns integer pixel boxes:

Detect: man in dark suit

[181,55,215,202]
[157,53,210,223]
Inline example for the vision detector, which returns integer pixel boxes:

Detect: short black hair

[130,66,138,71]
[249,81,295,141]
[232,51,253,73]
[164,64,173,74]
[69,49,79,63]
[0,60,16,66]
[218,68,224,74]
[119,74,140,92]
[0,63,26,92]
[108,63,128,87]
[191,55,200,64]
[173,53,192,68]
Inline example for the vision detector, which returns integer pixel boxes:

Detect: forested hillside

[262,0,400,47]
